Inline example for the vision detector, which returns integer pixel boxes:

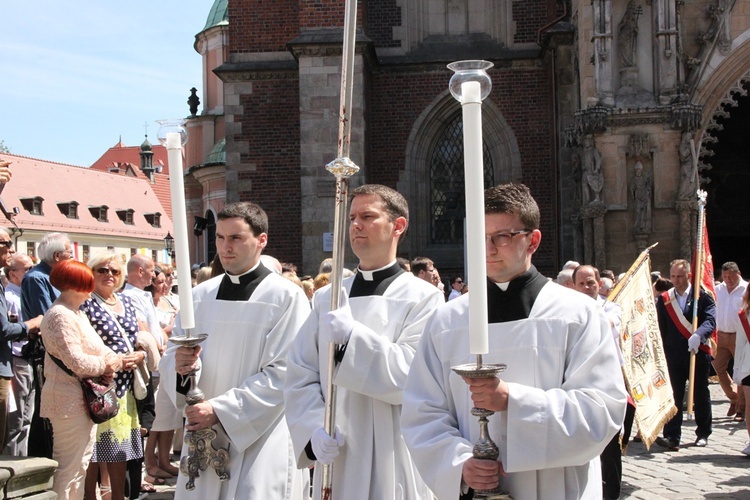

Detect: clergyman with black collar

[285,184,444,499]
[159,202,311,499]
[402,183,627,499]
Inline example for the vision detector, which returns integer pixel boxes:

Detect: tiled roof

[89,140,174,220]
[0,153,173,240]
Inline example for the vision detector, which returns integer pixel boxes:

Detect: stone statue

[678,131,698,200]
[631,161,652,233]
[582,135,604,204]
[618,1,640,68]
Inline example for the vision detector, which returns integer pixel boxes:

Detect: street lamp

[164,232,175,260]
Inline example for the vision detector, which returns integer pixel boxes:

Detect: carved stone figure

[582,135,604,204]
[618,1,640,68]
[678,131,698,200]
[631,161,652,233]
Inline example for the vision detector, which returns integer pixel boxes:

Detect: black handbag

[49,354,119,424]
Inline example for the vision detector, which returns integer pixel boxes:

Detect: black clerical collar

[356,260,400,281]
[351,261,404,298]
[216,262,272,301]
[487,266,547,323]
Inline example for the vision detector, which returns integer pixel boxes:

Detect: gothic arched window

[429,113,495,244]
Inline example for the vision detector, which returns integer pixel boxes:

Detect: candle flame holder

[452,362,512,500]
[170,333,230,490]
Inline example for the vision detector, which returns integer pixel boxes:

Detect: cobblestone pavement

[622,382,750,499]
[144,383,749,499]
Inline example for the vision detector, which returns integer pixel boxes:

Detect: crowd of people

[0,158,747,500]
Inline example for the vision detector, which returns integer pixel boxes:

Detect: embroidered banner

[610,249,677,449]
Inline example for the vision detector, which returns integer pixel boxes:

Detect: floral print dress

[81,294,144,462]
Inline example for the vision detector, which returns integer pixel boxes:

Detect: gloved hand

[323,288,354,344]
[688,333,702,353]
[311,426,345,465]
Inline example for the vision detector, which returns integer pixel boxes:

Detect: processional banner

[609,248,677,449]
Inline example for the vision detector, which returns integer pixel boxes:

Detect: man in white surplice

[401,183,627,500]
[284,184,444,499]
[160,202,311,499]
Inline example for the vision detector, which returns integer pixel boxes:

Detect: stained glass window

[430,114,495,244]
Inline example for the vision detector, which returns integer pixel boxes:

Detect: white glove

[688,333,702,353]
[311,426,345,465]
[323,288,354,344]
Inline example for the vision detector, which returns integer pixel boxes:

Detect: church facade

[184,0,750,278]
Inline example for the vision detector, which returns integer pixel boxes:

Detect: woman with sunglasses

[80,252,158,500]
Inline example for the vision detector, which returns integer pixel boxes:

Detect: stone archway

[693,35,750,275]
[397,89,522,265]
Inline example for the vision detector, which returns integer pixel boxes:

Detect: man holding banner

[656,259,716,450]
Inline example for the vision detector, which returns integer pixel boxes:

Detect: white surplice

[401,283,627,500]
[160,272,311,500]
[285,272,443,500]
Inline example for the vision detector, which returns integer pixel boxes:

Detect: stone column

[592,0,615,106]
[654,0,679,104]
[295,46,366,274]
[581,201,608,271]
[675,200,695,261]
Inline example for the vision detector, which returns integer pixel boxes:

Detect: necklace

[93,292,117,306]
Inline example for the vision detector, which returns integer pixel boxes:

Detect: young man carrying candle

[284,184,444,499]
[159,202,311,499]
[401,183,627,499]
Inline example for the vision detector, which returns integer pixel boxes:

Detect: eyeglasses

[454,279,463,284]
[0,241,13,248]
[95,267,122,277]
[486,230,531,247]
[11,267,32,273]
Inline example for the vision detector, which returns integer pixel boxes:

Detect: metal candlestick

[452,362,512,500]
[170,333,230,490]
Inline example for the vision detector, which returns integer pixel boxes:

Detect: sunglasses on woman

[95,268,121,276]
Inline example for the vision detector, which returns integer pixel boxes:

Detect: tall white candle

[166,132,196,330]
[460,81,489,355]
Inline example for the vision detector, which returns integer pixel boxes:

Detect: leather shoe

[695,437,708,447]
[728,402,737,417]
[655,436,680,451]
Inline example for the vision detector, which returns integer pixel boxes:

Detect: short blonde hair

[87,251,125,290]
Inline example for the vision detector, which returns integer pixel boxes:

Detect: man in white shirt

[448,276,463,300]
[713,262,748,420]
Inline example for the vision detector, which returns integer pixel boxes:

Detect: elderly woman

[81,252,158,500]
[40,260,124,499]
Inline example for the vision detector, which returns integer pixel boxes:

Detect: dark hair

[50,259,95,293]
[396,257,411,271]
[350,184,409,223]
[145,265,164,295]
[410,256,434,276]
[218,202,269,237]
[484,183,540,230]
[654,277,674,293]
[721,262,740,273]
[572,265,600,283]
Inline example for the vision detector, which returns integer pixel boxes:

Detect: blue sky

[1,1,208,166]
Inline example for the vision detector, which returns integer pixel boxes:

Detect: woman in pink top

[40,260,124,500]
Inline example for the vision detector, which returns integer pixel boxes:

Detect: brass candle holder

[171,333,230,490]
[452,362,512,500]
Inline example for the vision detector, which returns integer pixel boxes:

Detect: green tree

[0,140,9,154]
